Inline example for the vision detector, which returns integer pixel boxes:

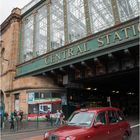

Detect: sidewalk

[1,120,55,135]
[22,135,43,140]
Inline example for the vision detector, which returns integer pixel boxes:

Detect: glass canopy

[21,0,139,62]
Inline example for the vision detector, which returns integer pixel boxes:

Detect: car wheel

[123,133,129,140]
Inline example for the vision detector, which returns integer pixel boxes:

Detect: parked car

[44,107,131,140]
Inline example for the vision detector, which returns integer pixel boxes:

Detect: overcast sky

[0,0,32,24]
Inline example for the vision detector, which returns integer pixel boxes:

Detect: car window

[95,112,106,125]
[68,112,94,126]
[108,110,118,123]
[117,111,125,121]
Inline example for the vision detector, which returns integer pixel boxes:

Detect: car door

[87,111,110,140]
[117,110,131,139]
[107,110,122,140]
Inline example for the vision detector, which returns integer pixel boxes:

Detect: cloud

[0,0,31,24]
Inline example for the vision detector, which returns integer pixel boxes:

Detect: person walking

[60,110,65,125]
[55,110,61,127]
[10,112,14,130]
[19,110,23,122]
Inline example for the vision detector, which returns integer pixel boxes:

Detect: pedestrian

[13,109,19,128]
[60,110,65,125]
[19,110,23,122]
[10,112,14,130]
[55,110,61,127]
[14,110,17,118]
[45,109,51,121]
[4,112,9,120]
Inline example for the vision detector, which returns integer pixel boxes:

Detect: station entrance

[66,68,139,116]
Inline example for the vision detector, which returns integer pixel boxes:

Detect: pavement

[22,135,43,140]
[1,120,54,135]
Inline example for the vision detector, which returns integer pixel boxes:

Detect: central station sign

[17,20,139,76]
[45,23,138,66]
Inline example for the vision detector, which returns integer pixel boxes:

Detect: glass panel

[88,0,114,33]
[50,0,64,50]
[67,0,86,42]
[108,110,118,123]
[68,112,94,126]
[117,0,139,22]
[35,5,47,56]
[95,112,106,125]
[22,15,34,62]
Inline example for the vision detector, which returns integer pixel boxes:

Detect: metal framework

[21,0,139,62]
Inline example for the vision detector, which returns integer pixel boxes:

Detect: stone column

[83,0,92,35]
[46,0,51,51]
[33,10,37,57]
[63,0,69,45]
[111,0,120,24]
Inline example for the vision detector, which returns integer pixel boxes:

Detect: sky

[0,0,32,24]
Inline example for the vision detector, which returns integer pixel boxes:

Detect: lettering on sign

[98,24,138,47]
[45,43,90,65]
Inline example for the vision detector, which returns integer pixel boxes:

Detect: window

[88,0,114,33]
[68,112,94,126]
[116,0,139,22]
[35,5,48,55]
[108,110,118,123]
[67,0,86,42]
[117,111,125,121]
[15,93,19,100]
[50,0,64,50]
[22,15,34,61]
[95,112,106,125]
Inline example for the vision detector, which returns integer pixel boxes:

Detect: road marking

[131,124,140,128]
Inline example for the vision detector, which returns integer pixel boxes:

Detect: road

[1,124,139,140]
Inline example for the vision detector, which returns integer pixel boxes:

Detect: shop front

[27,90,67,120]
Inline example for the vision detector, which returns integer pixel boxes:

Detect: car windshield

[67,111,94,127]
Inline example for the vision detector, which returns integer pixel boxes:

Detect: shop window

[27,91,66,120]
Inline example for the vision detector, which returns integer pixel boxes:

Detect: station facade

[1,0,139,119]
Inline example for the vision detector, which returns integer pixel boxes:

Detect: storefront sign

[17,20,139,76]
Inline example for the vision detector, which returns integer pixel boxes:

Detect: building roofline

[0,8,21,34]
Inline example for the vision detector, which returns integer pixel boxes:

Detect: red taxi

[44,107,131,140]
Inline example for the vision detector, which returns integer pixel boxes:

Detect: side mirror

[94,122,103,128]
